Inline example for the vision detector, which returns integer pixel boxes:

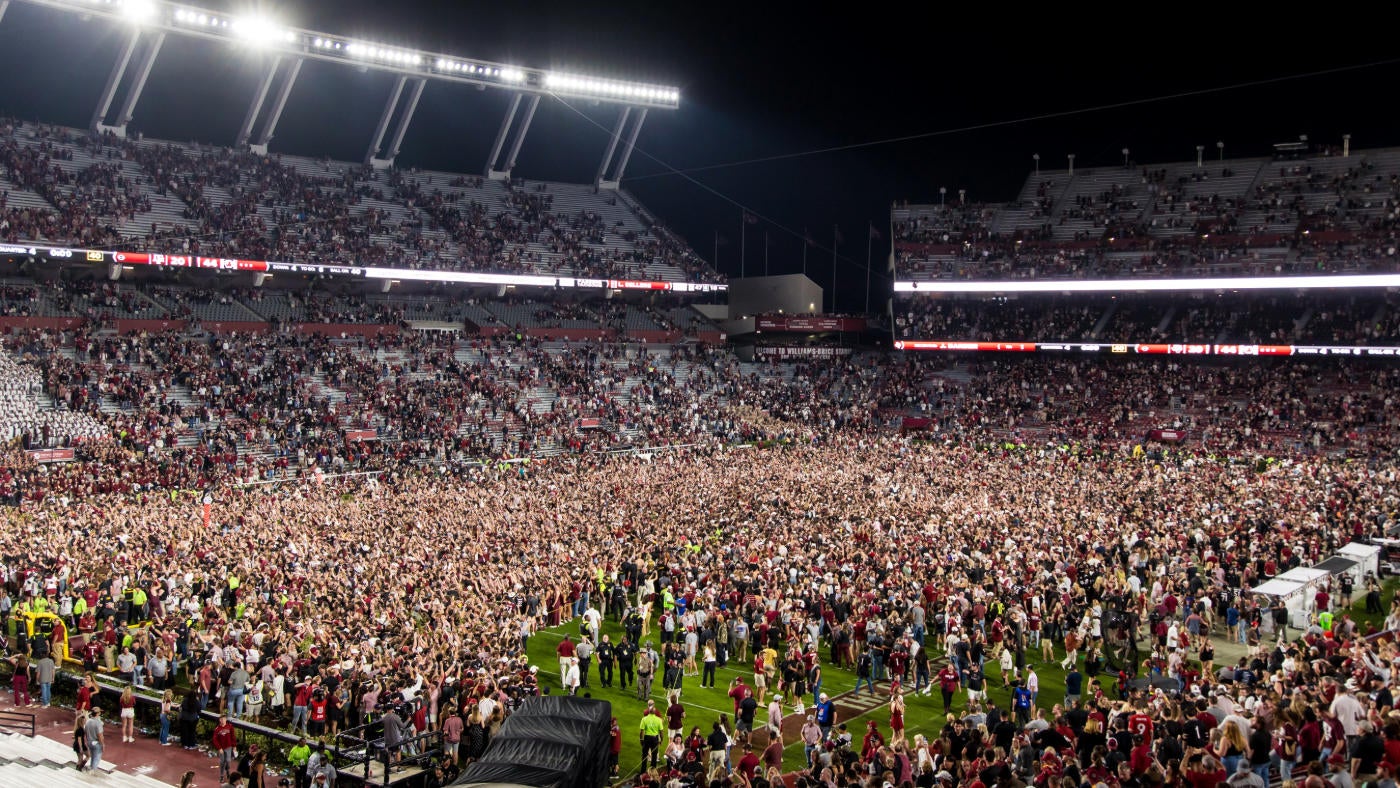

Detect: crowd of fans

[8,120,1400,788]
[895,151,1400,282]
[3,428,1400,788]
[0,118,722,285]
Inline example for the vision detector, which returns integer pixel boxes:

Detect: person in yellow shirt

[639,709,664,769]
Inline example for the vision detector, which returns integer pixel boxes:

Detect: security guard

[596,634,616,688]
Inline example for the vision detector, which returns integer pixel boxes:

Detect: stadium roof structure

[8,0,678,184]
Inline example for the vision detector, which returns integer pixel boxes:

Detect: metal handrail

[333,722,443,787]
[0,708,36,738]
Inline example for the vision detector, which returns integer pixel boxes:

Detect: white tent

[1250,577,1310,630]
[1338,542,1381,579]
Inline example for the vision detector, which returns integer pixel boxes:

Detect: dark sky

[0,1,1397,312]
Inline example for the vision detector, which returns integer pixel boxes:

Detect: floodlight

[501,68,524,82]
[120,0,155,22]
[233,15,285,45]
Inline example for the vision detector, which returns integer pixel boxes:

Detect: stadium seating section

[0,119,721,283]
[894,147,1400,281]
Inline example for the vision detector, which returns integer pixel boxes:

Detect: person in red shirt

[737,744,760,781]
[211,714,237,783]
[728,676,750,714]
[609,717,622,776]
[76,674,95,712]
[936,664,960,712]
[1184,754,1227,788]
[557,636,576,680]
[1129,734,1154,776]
[1128,707,1154,742]
[307,690,329,738]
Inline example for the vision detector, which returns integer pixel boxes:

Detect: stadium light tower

[14,0,680,179]
[1217,141,1224,161]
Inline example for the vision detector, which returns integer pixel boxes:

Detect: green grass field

[525,616,1114,778]
[526,582,1398,780]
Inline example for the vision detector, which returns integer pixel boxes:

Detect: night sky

[0,1,1397,312]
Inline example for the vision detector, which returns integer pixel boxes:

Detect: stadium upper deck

[0,120,722,285]
[893,144,1400,283]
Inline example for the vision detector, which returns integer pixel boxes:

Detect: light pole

[1122,147,1130,168]
[1343,134,1351,158]
[1216,141,1224,162]
[939,186,946,207]
[1067,154,1075,175]
[1033,153,1040,176]
[1195,145,1204,168]
[958,189,966,205]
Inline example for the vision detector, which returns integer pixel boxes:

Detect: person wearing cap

[767,694,783,738]
[1226,755,1264,788]
[801,714,822,767]
[1332,679,1365,743]
[814,691,836,740]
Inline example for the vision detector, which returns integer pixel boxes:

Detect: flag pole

[831,224,839,313]
[740,213,746,278]
[865,225,873,315]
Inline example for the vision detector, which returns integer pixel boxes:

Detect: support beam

[594,107,631,187]
[364,75,407,165]
[609,107,648,185]
[90,28,141,133]
[484,93,522,177]
[236,56,281,148]
[502,94,540,175]
[111,32,165,137]
[383,78,426,162]
[254,57,303,149]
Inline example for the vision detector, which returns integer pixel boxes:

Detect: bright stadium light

[30,0,680,108]
[233,15,287,46]
[543,71,678,106]
[120,0,156,23]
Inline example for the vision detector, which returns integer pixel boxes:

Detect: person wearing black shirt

[706,722,728,772]
[1352,722,1386,782]
[614,638,634,691]
[737,695,757,733]
[596,636,615,688]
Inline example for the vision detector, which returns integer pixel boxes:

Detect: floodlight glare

[233,15,285,45]
[120,0,155,23]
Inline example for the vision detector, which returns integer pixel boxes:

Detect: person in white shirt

[564,657,581,695]
[1329,681,1365,738]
